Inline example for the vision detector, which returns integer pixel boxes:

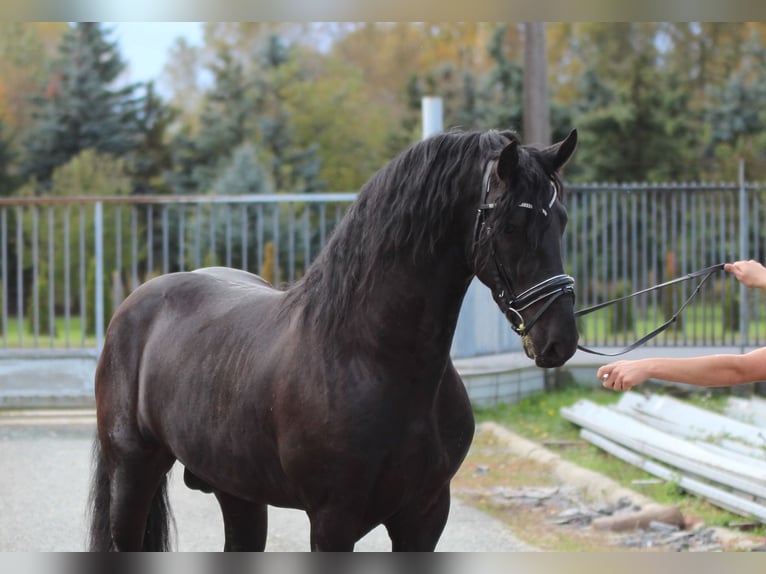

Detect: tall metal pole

[523,22,550,145]
[421,96,443,140]
[95,201,104,353]
[739,158,749,351]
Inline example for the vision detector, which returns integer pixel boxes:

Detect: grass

[577,302,766,346]
[0,315,97,349]
[473,384,766,536]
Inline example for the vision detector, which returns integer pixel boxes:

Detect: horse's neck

[350,245,473,367]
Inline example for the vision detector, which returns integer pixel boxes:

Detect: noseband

[474,161,575,337]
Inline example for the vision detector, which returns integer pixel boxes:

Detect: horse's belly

[172,437,301,508]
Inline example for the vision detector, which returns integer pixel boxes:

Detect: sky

[109,22,204,85]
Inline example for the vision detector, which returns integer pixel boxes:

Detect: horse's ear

[543,128,578,172]
[497,140,519,181]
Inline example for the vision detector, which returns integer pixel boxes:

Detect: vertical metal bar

[1,208,7,348]
[663,188,671,346]
[209,204,216,266]
[16,206,23,347]
[273,205,280,285]
[690,192,698,344]
[257,204,264,272]
[629,192,638,341]
[639,190,647,326]
[319,203,326,248]
[710,188,717,343]
[115,206,122,307]
[739,160,749,351]
[288,202,295,283]
[241,204,248,271]
[225,204,232,268]
[32,205,39,346]
[79,206,86,347]
[64,207,70,347]
[670,190,678,345]
[650,190,659,341]
[162,205,169,275]
[608,192,628,345]
[719,192,728,344]
[194,203,202,268]
[752,187,760,345]
[304,204,310,275]
[131,206,139,291]
[95,201,104,352]
[178,205,186,272]
[147,205,154,279]
[680,189,688,345]
[588,193,607,344]
[601,191,608,344]
[48,207,55,347]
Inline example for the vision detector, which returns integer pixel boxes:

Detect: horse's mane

[283,129,559,337]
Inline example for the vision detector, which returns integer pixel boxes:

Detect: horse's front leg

[384,486,451,551]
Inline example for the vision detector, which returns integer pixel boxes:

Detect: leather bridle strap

[574,263,725,356]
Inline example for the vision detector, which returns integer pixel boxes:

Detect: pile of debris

[461,483,751,551]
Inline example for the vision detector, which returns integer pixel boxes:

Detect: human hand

[724,259,766,290]
[597,360,650,392]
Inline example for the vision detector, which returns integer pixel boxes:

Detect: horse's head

[473,129,579,368]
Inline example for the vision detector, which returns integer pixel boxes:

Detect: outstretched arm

[598,347,766,391]
[598,259,766,392]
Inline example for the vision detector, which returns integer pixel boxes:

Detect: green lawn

[577,302,766,346]
[0,315,97,349]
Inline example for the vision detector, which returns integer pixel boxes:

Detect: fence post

[739,159,749,352]
[95,201,105,353]
[421,96,443,140]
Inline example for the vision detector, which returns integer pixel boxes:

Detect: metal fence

[0,179,764,359]
[566,175,766,352]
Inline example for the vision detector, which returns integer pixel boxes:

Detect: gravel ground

[0,412,534,552]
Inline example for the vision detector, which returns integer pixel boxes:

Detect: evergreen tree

[212,142,273,196]
[705,31,766,179]
[130,82,176,195]
[479,25,524,130]
[167,34,325,196]
[20,23,145,186]
[567,24,699,182]
[0,120,17,195]
[254,35,325,194]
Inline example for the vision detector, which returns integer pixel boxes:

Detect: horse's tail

[87,438,114,551]
[87,439,174,551]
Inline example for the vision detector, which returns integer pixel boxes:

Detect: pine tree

[167,33,325,196]
[0,120,17,196]
[20,23,145,186]
[130,82,176,195]
[705,31,766,179]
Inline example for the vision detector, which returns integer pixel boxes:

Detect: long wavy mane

[284,129,559,336]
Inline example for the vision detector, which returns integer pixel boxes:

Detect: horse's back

[192,266,274,290]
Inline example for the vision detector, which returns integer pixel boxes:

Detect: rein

[474,160,575,337]
[574,263,725,356]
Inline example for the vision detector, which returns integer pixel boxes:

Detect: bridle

[473,160,575,337]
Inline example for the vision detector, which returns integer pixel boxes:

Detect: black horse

[88,128,579,551]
